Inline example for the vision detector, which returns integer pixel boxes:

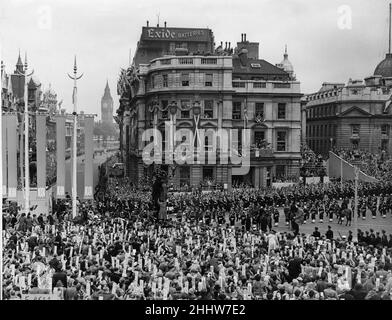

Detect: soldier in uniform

[310,205,317,223]
[360,202,367,220]
[273,206,280,227]
[284,201,291,226]
[303,204,309,224]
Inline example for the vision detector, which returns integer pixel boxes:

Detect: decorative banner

[328,151,378,182]
[6,114,17,200]
[2,115,7,197]
[36,114,47,198]
[56,116,66,198]
[84,116,94,199]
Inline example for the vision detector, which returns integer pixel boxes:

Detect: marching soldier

[318,200,325,223]
[310,205,317,223]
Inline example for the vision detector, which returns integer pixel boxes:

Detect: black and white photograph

[1,0,392,308]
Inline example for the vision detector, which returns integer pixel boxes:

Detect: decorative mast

[68,56,83,218]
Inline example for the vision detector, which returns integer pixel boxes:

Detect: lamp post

[68,56,83,219]
[16,53,34,214]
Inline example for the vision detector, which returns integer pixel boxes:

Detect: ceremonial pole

[68,56,83,218]
[16,53,34,214]
[353,166,359,242]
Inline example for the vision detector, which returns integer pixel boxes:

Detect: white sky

[0,0,390,117]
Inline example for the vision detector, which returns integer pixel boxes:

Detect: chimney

[228,42,231,50]
[147,20,149,27]
[225,42,227,50]
[241,33,243,42]
[220,41,223,48]
[244,33,247,42]
[164,21,167,28]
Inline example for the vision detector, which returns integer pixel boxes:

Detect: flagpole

[353,166,359,242]
[21,53,33,215]
[68,56,83,219]
[340,157,343,191]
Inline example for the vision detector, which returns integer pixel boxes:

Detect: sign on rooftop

[141,27,212,42]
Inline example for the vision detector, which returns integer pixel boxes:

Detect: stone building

[117,24,302,189]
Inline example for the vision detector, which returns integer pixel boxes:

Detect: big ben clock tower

[101,80,114,125]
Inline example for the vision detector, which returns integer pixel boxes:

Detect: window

[160,129,166,152]
[232,102,242,120]
[255,103,264,120]
[169,42,175,53]
[181,73,189,86]
[151,75,156,89]
[203,100,214,118]
[179,166,190,186]
[381,140,388,151]
[181,42,188,49]
[276,131,287,151]
[275,165,286,179]
[181,100,190,118]
[162,74,168,87]
[254,131,265,148]
[204,136,213,152]
[351,124,360,135]
[205,73,213,87]
[161,100,168,119]
[278,103,286,119]
[381,124,389,136]
[203,166,214,180]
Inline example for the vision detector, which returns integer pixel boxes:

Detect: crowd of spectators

[3,178,392,300]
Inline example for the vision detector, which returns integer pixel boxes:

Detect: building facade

[306,60,392,157]
[117,24,302,189]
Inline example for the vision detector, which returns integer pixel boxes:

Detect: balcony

[144,55,233,73]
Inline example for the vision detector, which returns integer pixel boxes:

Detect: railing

[253,82,266,88]
[178,58,194,65]
[232,82,245,88]
[201,58,217,64]
[273,82,291,88]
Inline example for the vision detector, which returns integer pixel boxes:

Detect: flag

[56,116,66,198]
[72,86,77,105]
[328,151,378,183]
[84,116,94,199]
[36,114,47,198]
[6,114,17,200]
[2,115,7,197]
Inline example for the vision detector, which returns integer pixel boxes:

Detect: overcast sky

[0,0,390,117]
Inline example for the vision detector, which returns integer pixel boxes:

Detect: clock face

[102,102,107,109]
